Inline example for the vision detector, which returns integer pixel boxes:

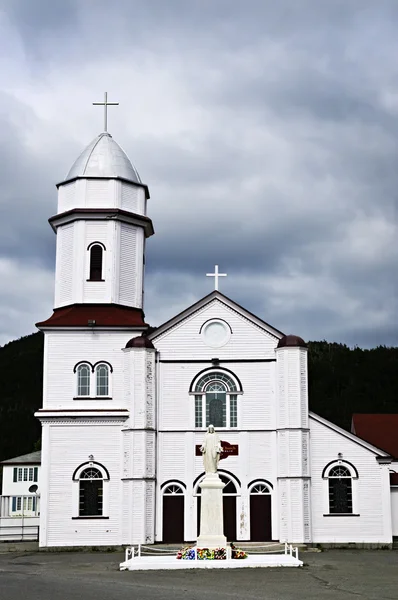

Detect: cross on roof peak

[92,92,119,133]
[206,265,227,291]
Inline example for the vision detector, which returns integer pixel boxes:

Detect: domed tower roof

[125,336,155,349]
[277,334,307,349]
[64,133,141,184]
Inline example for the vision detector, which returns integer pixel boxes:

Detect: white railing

[0,495,40,541]
[124,543,299,562]
[0,495,40,518]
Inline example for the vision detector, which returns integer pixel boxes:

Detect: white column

[196,473,227,548]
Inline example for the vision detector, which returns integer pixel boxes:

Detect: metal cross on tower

[206,265,227,291]
[92,92,119,133]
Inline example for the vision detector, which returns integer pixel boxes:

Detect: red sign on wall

[195,440,238,461]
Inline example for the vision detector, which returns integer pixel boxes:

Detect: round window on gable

[201,319,231,348]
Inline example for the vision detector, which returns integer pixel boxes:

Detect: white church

[34,99,397,548]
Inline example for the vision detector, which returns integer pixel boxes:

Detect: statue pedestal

[196,473,227,548]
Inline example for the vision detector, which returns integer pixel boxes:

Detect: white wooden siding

[85,180,111,207]
[120,183,146,214]
[45,423,122,547]
[58,182,76,213]
[153,300,278,360]
[54,223,74,307]
[158,361,276,431]
[310,416,392,543]
[118,223,144,308]
[44,331,133,410]
[276,347,308,429]
[1,466,41,496]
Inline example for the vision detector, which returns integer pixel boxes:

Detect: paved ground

[0,549,397,600]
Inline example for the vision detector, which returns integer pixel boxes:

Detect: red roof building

[351,414,398,458]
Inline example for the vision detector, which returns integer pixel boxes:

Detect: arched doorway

[162,483,184,542]
[249,481,272,541]
[196,474,238,541]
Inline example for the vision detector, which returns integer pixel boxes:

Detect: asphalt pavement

[0,549,397,600]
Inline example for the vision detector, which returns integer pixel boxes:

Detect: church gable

[150,293,283,360]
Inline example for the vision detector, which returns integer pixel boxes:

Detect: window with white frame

[13,467,38,483]
[11,496,37,513]
[323,462,358,515]
[77,363,91,396]
[88,243,105,281]
[74,362,112,398]
[163,484,184,495]
[79,468,103,516]
[95,363,109,397]
[192,371,241,428]
[72,462,110,518]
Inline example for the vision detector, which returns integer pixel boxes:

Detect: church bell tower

[45,93,153,326]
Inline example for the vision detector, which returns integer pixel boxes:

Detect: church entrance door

[223,496,237,541]
[250,483,272,541]
[162,484,184,543]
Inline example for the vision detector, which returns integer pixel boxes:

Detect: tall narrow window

[96,364,109,397]
[89,244,103,281]
[79,468,103,516]
[206,383,226,427]
[77,364,91,396]
[328,466,353,514]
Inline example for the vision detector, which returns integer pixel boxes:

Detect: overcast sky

[0,0,397,348]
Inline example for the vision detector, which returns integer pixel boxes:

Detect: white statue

[200,424,223,474]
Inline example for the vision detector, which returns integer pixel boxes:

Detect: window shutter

[12,497,16,511]
[34,467,38,482]
[13,468,17,482]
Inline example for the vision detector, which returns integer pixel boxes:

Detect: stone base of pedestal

[196,535,227,549]
[197,472,226,549]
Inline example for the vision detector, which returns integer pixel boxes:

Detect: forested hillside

[0,333,397,462]
[0,332,44,463]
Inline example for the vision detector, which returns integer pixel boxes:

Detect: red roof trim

[36,304,148,328]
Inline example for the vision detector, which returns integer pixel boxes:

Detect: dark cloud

[0,1,397,347]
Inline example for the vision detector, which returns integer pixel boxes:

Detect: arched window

[89,244,103,281]
[79,468,103,516]
[192,371,240,428]
[163,484,184,495]
[323,462,358,515]
[250,482,272,495]
[95,363,109,397]
[73,361,112,399]
[77,363,91,397]
[327,465,353,514]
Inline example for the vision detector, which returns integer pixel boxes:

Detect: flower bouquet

[230,542,248,559]
[176,546,227,560]
[177,547,196,560]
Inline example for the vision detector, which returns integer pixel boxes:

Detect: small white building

[1,451,41,515]
[0,451,41,540]
[34,125,397,548]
